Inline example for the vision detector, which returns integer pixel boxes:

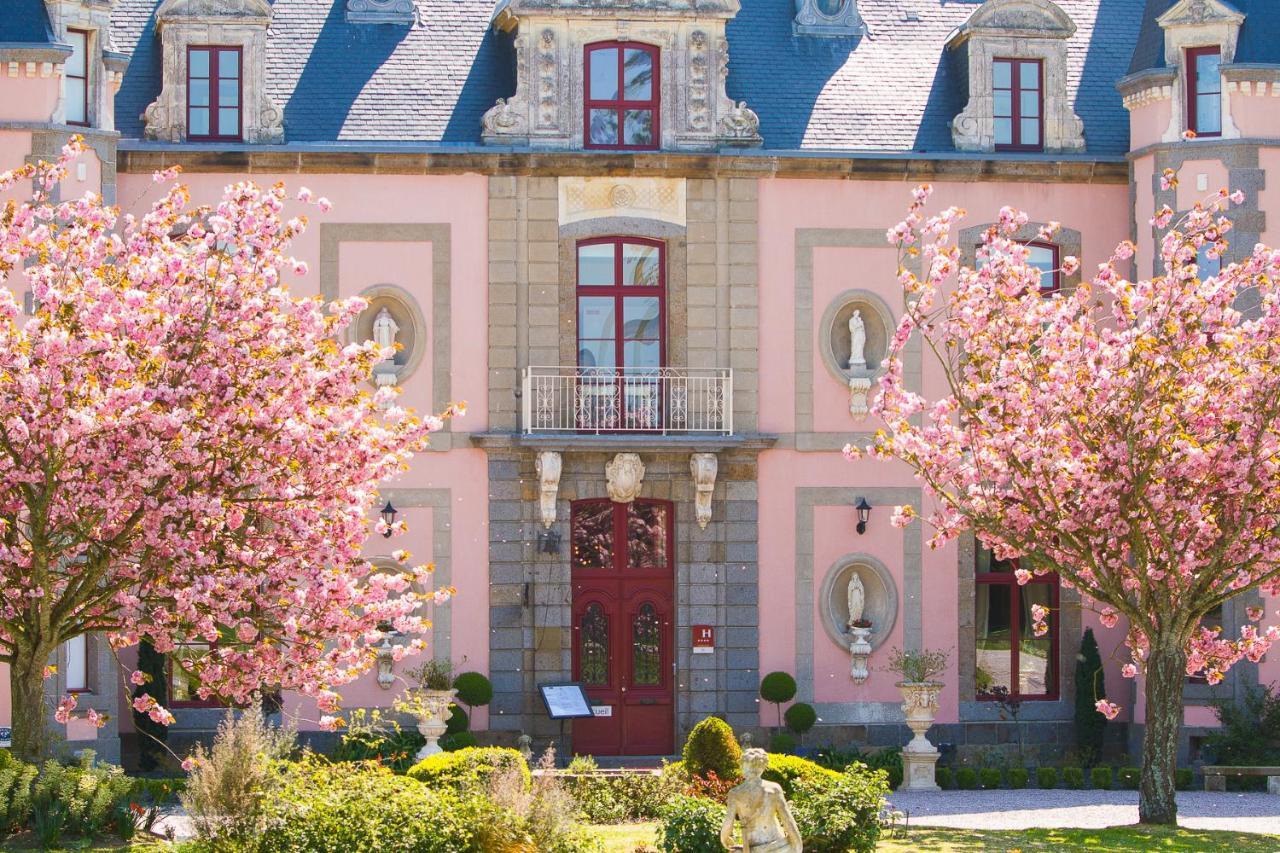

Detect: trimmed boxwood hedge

[406,747,530,794]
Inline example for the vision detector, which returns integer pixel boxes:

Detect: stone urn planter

[896,680,943,791]
[848,624,873,684]
[410,688,458,760]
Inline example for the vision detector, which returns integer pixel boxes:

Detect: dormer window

[1186,47,1222,137]
[64,29,90,127]
[793,0,866,37]
[993,58,1042,152]
[584,43,659,151]
[187,46,242,142]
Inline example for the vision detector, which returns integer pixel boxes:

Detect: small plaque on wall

[692,625,715,653]
[591,705,613,717]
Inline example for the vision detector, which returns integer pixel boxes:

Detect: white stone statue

[846,570,866,629]
[372,307,400,362]
[847,309,867,371]
[720,749,803,853]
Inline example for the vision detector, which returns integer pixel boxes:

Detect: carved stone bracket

[535,451,562,528]
[848,377,872,418]
[605,453,645,503]
[689,453,718,529]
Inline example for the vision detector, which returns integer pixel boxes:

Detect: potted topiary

[887,647,949,791]
[394,659,458,759]
[759,672,798,729]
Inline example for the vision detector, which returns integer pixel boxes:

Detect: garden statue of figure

[372,307,400,362]
[847,309,867,370]
[846,570,865,629]
[720,748,803,852]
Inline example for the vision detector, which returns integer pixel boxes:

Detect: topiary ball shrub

[978,768,1002,789]
[762,754,841,798]
[760,672,798,726]
[452,672,494,709]
[407,746,530,794]
[791,764,890,853]
[445,704,469,734]
[1035,766,1058,789]
[1118,767,1140,790]
[955,767,978,790]
[682,717,743,782]
[1062,766,1085,789]
[935,767,955,789]
[769,732,798,754]
[1090,766,1113,790]
[1007,767,1029,789]
[1176,768,1193,791]
[784,702,818,736]
[656,795,724,853]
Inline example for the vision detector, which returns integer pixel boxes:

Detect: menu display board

[538,682,596,719]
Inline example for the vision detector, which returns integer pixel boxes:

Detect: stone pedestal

[897,681,943,791]
[848,625,872,684]
[902,749,941,792]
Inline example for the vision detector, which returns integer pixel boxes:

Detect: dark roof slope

[0,0,55,44]
[1129,0,1280,74]
[108,0,1144,154]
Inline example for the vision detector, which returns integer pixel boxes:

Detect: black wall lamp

[537,529,562,555]
[855,497,872,535]
[380,501,398,538]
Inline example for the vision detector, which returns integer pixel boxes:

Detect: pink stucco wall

[1128,99,1173,152]
[1231,92,1280,139]
[0,75,59,123]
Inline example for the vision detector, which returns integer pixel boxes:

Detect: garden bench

[1201,765,1280,794]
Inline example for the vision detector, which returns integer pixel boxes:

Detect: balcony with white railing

[522,366,733,435]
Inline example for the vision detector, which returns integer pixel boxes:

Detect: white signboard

[539,682,595,719]
[591,705,613,717]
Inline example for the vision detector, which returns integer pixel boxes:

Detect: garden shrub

[560,758,683,823]
[0,751,142,844]
[452,672,494,710]
[955,767,978,789]
[1062,766,1085,789]
[1074,628,1108,766]
[487,750,604,853]
[1090,766,1113,789]
[656,794,723,853]
[445,705,469,735]
[1007,767,1029,789]
[792,764,889,853]
[1118,767,1140,789]
[681,717,742,782]
[784,702,817,737]
[768,732,797,754]
[760,672,798,726]
[407,746,530,795]
[1205,684,1280,767]
[441,732,478,752]
[258,758,520,853]
[332,709,424,774]
[978,767,1002,789]
[1176,768,1193,791]
[855,748,903,790]
[762,754,840,798]
[935,767,955,789]
[1035,766,1058,789]
[0,750,38,832]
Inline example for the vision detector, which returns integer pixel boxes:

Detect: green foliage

[1062,766,1085,789]
[1036,766,1058,789]
[332,709,425,774]
[487,749,604,853]
[762,754,841,798]
[441,732,479,752]
[769,732,797,754]
[792,764,890,853]
[681,717,743,782]
[1205,684,1280,766]
[1119,766,1141,789]
[445,704,469,735]
[784,702,818,735]
[936,767,955,789]
[1176,768,1193,791]
[0,750,38,832]
[452,672,494,709]
[133,639,170,772]
[257,757,520,853]
[979,767,1002,789]
[0,752,137,844]
[886,647,949,683]
[955,767,978,789]
[1007,767,1029,789]
[1074,628,1108,767]
[759,672,798,704]
[559,768,682,823]
[656,794,724,853]
[1091,766,1114,789]
[406,746,530,794]
[410,658,454,691]
[855,748,903,790]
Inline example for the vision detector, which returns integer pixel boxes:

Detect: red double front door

[570,498,675,756]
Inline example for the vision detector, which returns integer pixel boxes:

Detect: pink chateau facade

[1,0,1277,765]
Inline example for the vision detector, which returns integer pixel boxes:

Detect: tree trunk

[8,647,51,763]
[1139,641,1185,825]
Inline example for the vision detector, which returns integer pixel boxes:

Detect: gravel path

[886,790,1280,834]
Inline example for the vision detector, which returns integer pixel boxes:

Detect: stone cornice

[0,44,73,66]
[1222,63,1280,85]
[493,0,740,30]
[1117,67,1178,102]
[117,145,1129,184]
[1126,136,1280,162]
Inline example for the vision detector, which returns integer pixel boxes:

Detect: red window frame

[1027,241,1061,294]
[976,556,1060,701]
[583,42,660,151]
[575,236,666,370]
[1186,46,1222,138]
[993,58,1044,153]
[65,28,90,127]
[187,45,243,143]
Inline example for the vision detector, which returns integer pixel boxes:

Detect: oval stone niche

[818,556,899,652]
[349,285,427,382]
[828,298,888,379]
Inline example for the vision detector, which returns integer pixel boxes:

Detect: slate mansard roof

[2,1,1235,155]
[1128,0,1280,74]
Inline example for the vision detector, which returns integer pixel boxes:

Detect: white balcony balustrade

[522,366,733,435]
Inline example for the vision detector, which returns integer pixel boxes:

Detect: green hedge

[762,754,841,798]
[1062,766,1085,789]
[791,765,889,853]
[656,795,723,853]
[956,767,978,790]
[978,768,1002,789]
[1036,766,1058,789]
[406,747,529,795]
[1007,767,1029,789]
[561,770,684,823]
[1091,767,1113,790]
[935,767,955,790]
[1118,767,1140,789]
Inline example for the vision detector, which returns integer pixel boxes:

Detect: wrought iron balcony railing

[522,366,733,435]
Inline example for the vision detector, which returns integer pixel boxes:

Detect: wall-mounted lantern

[537,529,562,555]
[855,497,872,535]
[380,501,398,538]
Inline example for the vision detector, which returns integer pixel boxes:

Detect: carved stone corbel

[535,451,562,529]
[849,376,872,418]
[690,453,718,530]
[605,453,645,504]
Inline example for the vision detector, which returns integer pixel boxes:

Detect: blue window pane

[189,106,210,137]
[189,78,209,107]
[589,109,618,145]
[1020,61,1039,89]
[1196,94,1221,134]
[217,107,239,137]
[622,243,660,287]
[189,49,209,78]
[1196,52,1220,94]
[1021,90,1040,118]
[993,61,1012,90]
[219,78,239,106]
[579,297,617,341]
[623,297,661,340]
[589,48,619,100]
[623,110,653,146]
[1020,118,1040,146]
[994,90,1012,118]
[578,243,615,286]
[220,49,239,78]
[623,49,653,100]
[994,117,1013,146]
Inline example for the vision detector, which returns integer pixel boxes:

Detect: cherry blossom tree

[0,140,457,761]
[858,181,1280,824]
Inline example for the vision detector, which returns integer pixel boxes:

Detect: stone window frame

[582,41,661,151]
[958,222,1083,294]
[792,0,866,38]
[558,218,687,371]
[1156,0,1245,144]
[948,0,1084,154]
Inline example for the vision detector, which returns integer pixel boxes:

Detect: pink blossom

[1121,664,1138,679]
[889,505,916,528]
[1099,607,1119,629]
[54,694,77,724]
[86,708,107,729]
[319,715,343,732]
[1246,606,1264,622]
[1095,700,1120,720]
[181,757,199,773]
[129,670,148,686]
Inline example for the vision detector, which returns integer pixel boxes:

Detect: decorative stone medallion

[605,453,645,503]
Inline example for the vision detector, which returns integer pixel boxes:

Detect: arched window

[584,42,659,150]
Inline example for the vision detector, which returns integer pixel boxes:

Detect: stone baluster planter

[897,680,943,791]
[848,625,873,684]
[412,688,458,760]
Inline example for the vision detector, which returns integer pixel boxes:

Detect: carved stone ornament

[535,451,562,529]
[689,453,717,530]
[718,101,761,144]
[793,0,866,38]
[346,0,415,25]
[143,0,284,144]
[605,453,645,504]
[849,376,872,418]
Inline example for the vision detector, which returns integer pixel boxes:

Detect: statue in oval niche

[847,308,867,371]
[846,569,865,630]
[720,749,803,852]
[372,306,400,364]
